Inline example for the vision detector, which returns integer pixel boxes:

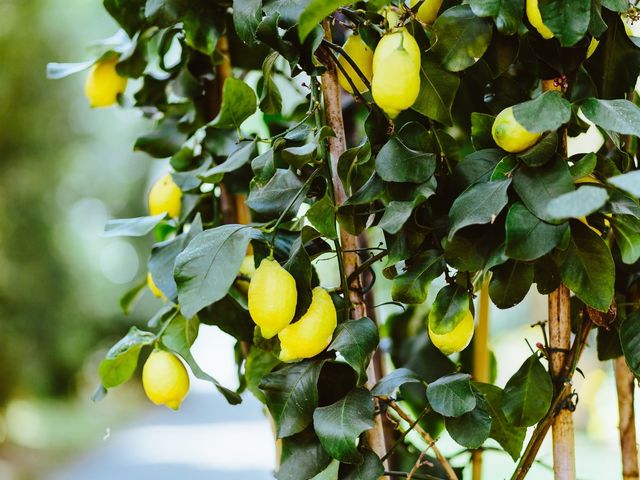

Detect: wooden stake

[614,356,639,480]
[548,284,576,480]
[472,279,490,480]
[320,18,391,463]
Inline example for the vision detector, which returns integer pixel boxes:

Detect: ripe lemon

[428,310,475,355]
[148,174,182,218]
[84,57,127,108]
[248,258,297,339]
[491,107,542,153]
[526,0,554,39]
[278,287,337,362]
[337,35,373,94]
[147,272,165,299]
[372,29,421,74]
[410,0,444,24]
[236,255,256,294]
[142,350,190,410]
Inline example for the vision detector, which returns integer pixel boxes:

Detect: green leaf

[506,203,568,261]
[546,185,609,220]
[538,0,590,46]
[260,52,283,115]
[233,0,262,45]
[391,250,445,305]
[448,179,511,239]
[378,201,414,234]
[307,192,337,240]
[608,171,640,197]
[183,4,223,55]
[445,388,492,448]
[502,354,553,426]
[560,221,615,311]
[175,224,256,318]
[412,54,460,126]
[260,360,325,438]
[282,143,318,169]
[298,0,350,41]
[427,373,476,417]
[208,77,257,130]
[313,388,374,463]
[469,0,523,35]
[339,448,385,480]
[245,347,281,403]
[453,149,502,190]
[277,428,332,480]
[162,315,242,404]
[375,137,437,184]
[581,98,640,137]
[371,368,423,397]
[432,5,493,72]
[98,327,155,389]
[471,113,498,150]
[612,215,640,264]
[201,140,257,181]
[512,157,575,223]
[474,383,526,461]
[518,132,558,168]
[621,312,640,378]
[569,153,597,179]
[597,325,622,361]
[310,460,339,480]
[489,260,534,309]
[120,279,147,315]
[328,318,379,387]
[134,118,188,158]
[103,0,146,36]
[429,285,470,335]
[247,169,307,219]
[103,214,166,237]
[512,91,572,133]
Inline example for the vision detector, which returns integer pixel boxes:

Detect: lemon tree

[50,1,640,479]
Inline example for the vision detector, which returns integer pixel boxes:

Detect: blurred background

[0,0,635,479]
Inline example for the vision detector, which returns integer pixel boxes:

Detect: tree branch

[614,356,639,480]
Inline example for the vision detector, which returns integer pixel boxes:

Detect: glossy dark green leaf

[371,368,423,397]
[427,373,476,417]
[581,98,640,137]
[175,224,256,318]
[560,221,615,311]
[298,0,350,41]
[546,185,609,220]
[452,149,503,190]
[328,318,379,387]
[261,360,325,438]
[313,388,374,463]
[469,0,523,35]
[184,3,223,54]
[98,327,155,389]
[445,388,492,448]
[104,0,145,36]
[260,52,283,115]
[247,169,306,219]
[474,382,526,461]
[489,260,534,309]
[569,153,597,179]
[378,201,414,234]
[201,140,257,181]
[391,250,445,305]
[539,0,591,46]
[277,428,332,480]
[208,77,257,130]
[307,192,337,240]
[339,448,385,480]
[612,215,640,264]
[506,203,568,261]
[429,285,470,335]
[412,54,460,126]
[375,137,437,184]
[134,118,188,158]
[245,347,280,403]
[512,91,572,133]
[597,325,622,361]
[608,171,640,197]
[432,5,493,72]
[471,114,497,150]
[512,157,575,223]
[502,354,553,426]
[104,214,166,237]
[448,179,511,239]
[518,132,558,167]
[233,0,262,45]
[621,311,640,378]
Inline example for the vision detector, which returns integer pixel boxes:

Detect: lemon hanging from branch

[410,0,444,25]
[491,106,542,153]
[429,310,475,356]
[142,350,190,410]
[84,56,127,108]
[148,173,182,218]
[337,34,373,94]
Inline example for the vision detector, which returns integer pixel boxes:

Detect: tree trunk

[614,356,639,480]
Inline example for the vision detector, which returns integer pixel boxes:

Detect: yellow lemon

[142,350,190,410]
[84,57,127,108]
[587,38,599,58]
[148,174,182,218]
[410,0,444,24]
[236,255,256,294]
[428,310,475,356]
[278,287,337,362]
[248,258,297,339]
[372,29,421,74]
[381,7,401,29]
[491,107,542,153]
[337,35,374,94]
[372,50,421,118]
[526,0,554,40]
[147,272,165,299]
